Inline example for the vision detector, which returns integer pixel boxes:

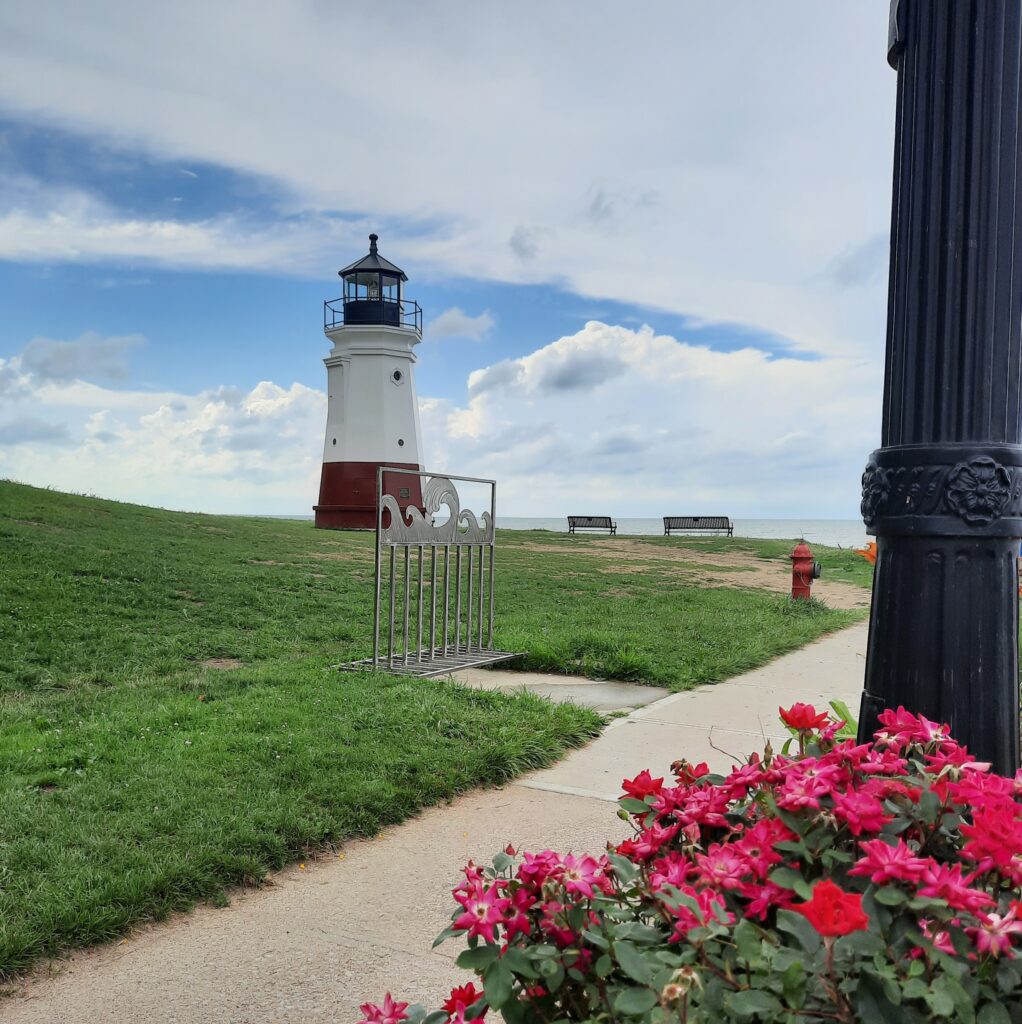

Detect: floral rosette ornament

[360,705,1022,1022]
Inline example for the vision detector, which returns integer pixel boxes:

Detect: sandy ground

[512,538,870,610]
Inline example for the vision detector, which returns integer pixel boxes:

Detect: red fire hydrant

[790,541,822,600]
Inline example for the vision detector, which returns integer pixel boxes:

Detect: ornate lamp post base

[856,1,1022,774]
[860,446,1021,771]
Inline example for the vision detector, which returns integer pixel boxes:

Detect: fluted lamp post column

[857,0,1022,774]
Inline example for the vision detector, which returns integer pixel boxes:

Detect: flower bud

[661,965,702,1004]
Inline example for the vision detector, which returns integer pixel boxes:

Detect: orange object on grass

[853,541,877,565]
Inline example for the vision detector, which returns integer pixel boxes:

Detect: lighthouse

[314,234,424,529]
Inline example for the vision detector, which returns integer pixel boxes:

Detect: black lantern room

[337,233,408,327]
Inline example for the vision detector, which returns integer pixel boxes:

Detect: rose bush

[360,705,1022,1022]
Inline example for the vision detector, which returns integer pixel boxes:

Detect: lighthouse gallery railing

[339,467,518,678]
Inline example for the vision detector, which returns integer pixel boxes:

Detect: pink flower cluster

[610,705,1022,956]
[452,849,613,948]
[361,704,1022,1021]
[359,984,487,1024]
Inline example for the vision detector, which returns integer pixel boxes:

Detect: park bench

[567,516,617,535]
[663,516,734,537]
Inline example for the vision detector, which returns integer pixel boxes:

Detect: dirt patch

[248,559,285,566]
[306,551,369,563]
[510,539,870,610]
[173,590,204,605]
[198,658,243,670]
[9,519,67,532]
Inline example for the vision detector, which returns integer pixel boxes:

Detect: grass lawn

[0,481,871,975]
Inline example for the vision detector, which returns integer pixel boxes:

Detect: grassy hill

[0,481,869,975]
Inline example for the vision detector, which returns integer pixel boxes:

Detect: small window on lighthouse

[391,369,403,384]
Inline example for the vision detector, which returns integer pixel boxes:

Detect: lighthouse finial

[369,233,379,254]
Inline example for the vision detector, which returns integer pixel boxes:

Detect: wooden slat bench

[567,516,617,535]
[663,516,734,537]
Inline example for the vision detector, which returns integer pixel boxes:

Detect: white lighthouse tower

[314,234,424,529]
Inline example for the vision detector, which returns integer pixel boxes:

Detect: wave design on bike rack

[380,476,493,545]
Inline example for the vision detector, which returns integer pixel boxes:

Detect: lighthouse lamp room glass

[314,235,425,529]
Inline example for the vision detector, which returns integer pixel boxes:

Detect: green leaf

[883,816,913,835]
[828,699,857,734]
[775,910,821,955]
[482,960,514,1010]
[613,987,658,1016]
[614,940,653,985]
[978,1003,1012,1024]
[431,925,458,949]
[404,1004,428,1024]
[855,974,904,1024]
[781,962,806,1010]
[768,867,812,899]
[733,919,762,963]
[874,885,908,906]
[492,851,513,873]
[902,978,929,1001]
[582,927,609,950]
[595,954,613,978]
[422,1013,449,1024]
[727,989,783,1018]
[606,852,639,885]
[619,797,653,815]
[457,945,500,970]
[501,946,538,979]
[996,961,1022,994]
[932,974,975,1024]
[499,995,526,1024]
[544,962,566,994]
[924,988,955,1017]
[614,922,664,945]
[837,930,884,957]
[464,998,487,1020]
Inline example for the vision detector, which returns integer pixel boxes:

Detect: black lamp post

[857,0,1022,774]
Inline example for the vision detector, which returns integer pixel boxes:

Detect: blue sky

[0,1,895,517]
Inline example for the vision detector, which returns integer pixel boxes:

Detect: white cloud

[427,307,495,342]
[0,417,69,444]
[0,322,876,518]
[0,1,895,359]
[20,331,143,383]
[422,322,882,518]
[0,179,367,274]
[0,335,326,514]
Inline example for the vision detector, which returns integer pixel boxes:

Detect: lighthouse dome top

[324,234,422,333]
[337,233,408,282]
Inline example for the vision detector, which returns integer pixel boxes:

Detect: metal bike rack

[338,468,519,677]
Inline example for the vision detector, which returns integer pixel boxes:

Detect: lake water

[269,515,868,549]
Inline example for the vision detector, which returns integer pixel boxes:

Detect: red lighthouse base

[314,461,424,530]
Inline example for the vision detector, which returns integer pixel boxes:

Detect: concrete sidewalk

[3,622,868,1024]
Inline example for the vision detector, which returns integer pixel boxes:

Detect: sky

[0,1,896,518]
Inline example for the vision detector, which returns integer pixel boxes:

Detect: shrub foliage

[361,704,1022,1023]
